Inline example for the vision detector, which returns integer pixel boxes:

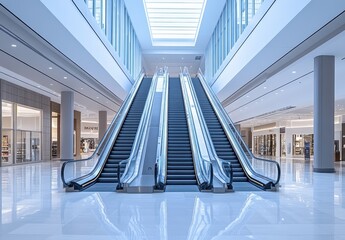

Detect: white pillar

[60,91,74,160]
[313,56,335,173]
[98,110,107,140]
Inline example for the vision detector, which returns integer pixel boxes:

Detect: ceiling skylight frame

[143,0,207,47]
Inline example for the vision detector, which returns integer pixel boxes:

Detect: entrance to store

[292,134,314,158]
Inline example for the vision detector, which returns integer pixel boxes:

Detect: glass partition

[2,102,13,165]
[1,101,42,165]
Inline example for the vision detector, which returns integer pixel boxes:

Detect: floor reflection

[0,159,345,239]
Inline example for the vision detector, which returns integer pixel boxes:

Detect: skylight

[144,0,207,46]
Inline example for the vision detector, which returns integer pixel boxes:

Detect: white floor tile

[1,159,345,239]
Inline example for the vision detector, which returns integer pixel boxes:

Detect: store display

[2,135,9,162]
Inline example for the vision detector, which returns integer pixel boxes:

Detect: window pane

[2,130,13,165]
[2,101,13,129]
[17,105,41,131]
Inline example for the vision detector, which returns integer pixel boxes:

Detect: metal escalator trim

[119,72,161,186]
[191,76,252,185]
[196,72,279,189]
[71,77,151,190]
[179,74,214,189]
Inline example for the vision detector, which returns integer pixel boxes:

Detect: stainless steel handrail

[61,72,145,189]
[180,73,213,190]
[154,69,169,189]
[117,72,160,188]
[183,69,233,189]
[197,69,280,187]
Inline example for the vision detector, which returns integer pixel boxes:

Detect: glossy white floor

[1,159,345,240]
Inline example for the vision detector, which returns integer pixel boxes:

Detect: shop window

[293,134,314,158]
[51,112,59,158]
[17,105,41,131]
[2,102,13,165]
[253,134,276,157]
[1,101,42,165]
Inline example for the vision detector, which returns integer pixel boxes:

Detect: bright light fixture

[144,0,207,46]
[11,44,17,47]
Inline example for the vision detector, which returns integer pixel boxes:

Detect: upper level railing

[197,69,280,189]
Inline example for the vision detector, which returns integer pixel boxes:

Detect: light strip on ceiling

[144,0,207,46]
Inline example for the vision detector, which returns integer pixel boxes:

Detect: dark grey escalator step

[166,179,198,185]
[167,170,195,175]
[168,166,194,170]
[100,173,118,178]
[98,178,118,183]
[168,175,196,180]
[233,177,248,182]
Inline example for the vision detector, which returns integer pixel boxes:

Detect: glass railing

[180,72,213,190]
[197,69,280,190]
[154,68,169,190]
[117,71,160,189]
[61,72,145,190]
[182,68,233,191]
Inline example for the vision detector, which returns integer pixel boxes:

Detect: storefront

[1,80,51,166]
[1,101,43,165]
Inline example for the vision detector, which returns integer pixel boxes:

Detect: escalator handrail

[61,72,145,188]
[197,69,280,186]
[180,73,213,189]
[119,72,160,186]
[155,70,169,188]
[184,70,233,189]
[183,70,233,188]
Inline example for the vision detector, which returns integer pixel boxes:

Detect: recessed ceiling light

[96,97,99,99]
[275,92,279,95]
[48,67,53,70]
[50,83,53,86]
[246,95,250,98]
[181,57,184,60]
[11,44,17,47]
[263,86,267,89]
[292,71,296,74]
[162,57,165,60]
[81,88,83,90]
[37,85,41,88]
[280,89,284,92]
[64,76,67,79]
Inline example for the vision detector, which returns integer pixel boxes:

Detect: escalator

[166,78,197,188]
[191,78,251,187]
[85,78,152,190]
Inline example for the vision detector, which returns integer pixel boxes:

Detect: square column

[313,55,335,173]
[60,91,74,160]
[98,110,107,140]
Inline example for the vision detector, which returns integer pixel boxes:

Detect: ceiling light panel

[144,0,207,46]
